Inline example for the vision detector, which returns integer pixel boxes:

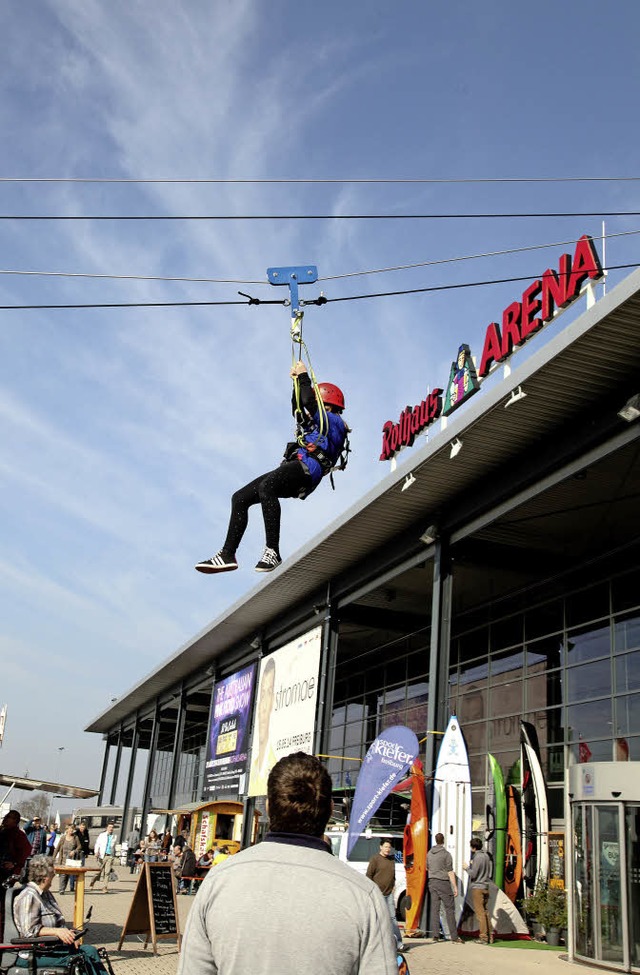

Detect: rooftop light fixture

[450,438,463,459]
[505,386,527,408]
[618,393,640,423]
[419,525,439,546]
[401,472,416,492]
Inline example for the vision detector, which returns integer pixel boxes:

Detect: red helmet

[318,382,345,410]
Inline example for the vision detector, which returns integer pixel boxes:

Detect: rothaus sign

[380,234,603,461]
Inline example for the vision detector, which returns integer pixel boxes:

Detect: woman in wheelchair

[7,856,110,973]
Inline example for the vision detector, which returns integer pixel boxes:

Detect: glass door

[573,802,630,969]
[574,803,595,958]
[597,805,625,966]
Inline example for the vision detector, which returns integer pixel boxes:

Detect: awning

[0,773,99,799]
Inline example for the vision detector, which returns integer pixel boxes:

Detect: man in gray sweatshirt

[426,832,462,943]
[178,751,398,975]
[465,837,493,943]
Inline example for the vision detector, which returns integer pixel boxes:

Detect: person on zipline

[196,361,349,574]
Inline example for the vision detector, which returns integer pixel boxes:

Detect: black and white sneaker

[254,547,282,572]
[195,551,238,574]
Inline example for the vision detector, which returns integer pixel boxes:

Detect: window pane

[565,624,611,666]
[525,669,562,711]
[488,717,520,758]
[526,635,563,671]
[615,653,640,694]
[566,659,611,704]
[615,693,640,736]
[491,650,524,683]
[525,599,563,641]
[491,682,523,718]
[614,614,640,654]
[490,616,523,652]
[612,567,640,613]
[565,583,609,627]
[566,698,612,740]
[459,629,489,663]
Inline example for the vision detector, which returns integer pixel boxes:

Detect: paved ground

[69,860,579,975]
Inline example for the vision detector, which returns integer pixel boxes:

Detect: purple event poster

[203,663,256,798]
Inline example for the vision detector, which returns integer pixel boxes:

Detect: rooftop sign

[380,234,603,461]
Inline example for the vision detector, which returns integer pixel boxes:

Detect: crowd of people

[2,759,500,975]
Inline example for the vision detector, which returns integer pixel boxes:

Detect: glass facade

[328,555,640,825]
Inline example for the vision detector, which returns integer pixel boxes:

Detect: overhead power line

[0,176,638,184]
[1,229,638,286]
[1,210,640,220]
[1,263,638,311]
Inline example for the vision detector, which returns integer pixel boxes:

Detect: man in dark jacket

[366,839,404,950]
[24,817,47,856]
[0,810,32,883]
[426,832,462,943]
[465,838,493,943]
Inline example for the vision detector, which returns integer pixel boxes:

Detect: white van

[326,828,407,919]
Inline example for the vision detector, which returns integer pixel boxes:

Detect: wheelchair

[0,881,115,975]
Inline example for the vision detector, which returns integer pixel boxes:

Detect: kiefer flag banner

[347,725,419,858]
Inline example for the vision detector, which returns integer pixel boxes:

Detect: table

[53,866,95,940]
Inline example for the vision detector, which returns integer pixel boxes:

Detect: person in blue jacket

[196,361,349,574]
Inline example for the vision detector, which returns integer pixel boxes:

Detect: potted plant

[524,883,567,945]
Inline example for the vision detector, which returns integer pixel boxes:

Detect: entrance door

[573,802,634,970]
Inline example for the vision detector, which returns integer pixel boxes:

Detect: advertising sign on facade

[379,235,604,461]
[204,663,257,798]
[247,626,322,797]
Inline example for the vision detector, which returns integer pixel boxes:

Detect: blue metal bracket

[267,264,318,315]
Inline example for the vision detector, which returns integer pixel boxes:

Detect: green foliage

[522,882,568,930]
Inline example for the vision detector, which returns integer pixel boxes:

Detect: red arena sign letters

[379,235,603,462]
[478,235,603,377]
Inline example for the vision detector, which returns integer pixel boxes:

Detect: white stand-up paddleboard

[431,715,472,926]
[520,720,550,896]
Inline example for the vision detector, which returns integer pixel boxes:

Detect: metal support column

[422,537,453,935]
[424,537,453,779]
[108,726,124,806]
[139,704,161,835]
[166,692,187,820]
[120,717,140,839]
[314,583,335,758]
[97,739,111,806]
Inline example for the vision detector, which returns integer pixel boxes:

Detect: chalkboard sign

[149,864,177,935]
[118,863,181,955]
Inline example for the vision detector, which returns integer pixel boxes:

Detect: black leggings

[222,461,312,556]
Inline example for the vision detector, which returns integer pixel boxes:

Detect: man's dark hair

[435,832,445,845]
[267,752,332,836]
[470,837,483,851]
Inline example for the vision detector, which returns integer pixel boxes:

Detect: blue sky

[1,0,640,801]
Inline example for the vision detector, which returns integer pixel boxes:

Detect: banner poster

[203,663,257,798]
[549,832,565,890]
[247,626,322,797]
[347,725,419,858]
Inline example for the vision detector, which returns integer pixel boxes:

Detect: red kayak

[402,761,428,933]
